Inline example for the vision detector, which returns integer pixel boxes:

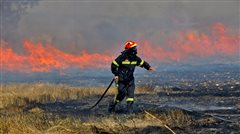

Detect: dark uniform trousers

[114,80,135,103]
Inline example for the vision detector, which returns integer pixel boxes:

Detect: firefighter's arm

[111,55,122,77]
[111,61,119,76]
[137,57,155,71]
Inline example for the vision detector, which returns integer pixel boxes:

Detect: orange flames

[0,23,239,73]
[0,40,114,73]
[139,23,239,62]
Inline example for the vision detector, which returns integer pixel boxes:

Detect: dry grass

[149,109,193,128]
[84,109,193,134]
[0,109,194,134]
[0,83,157,110]
[137,84,156,93]
[0,112,92,134]
[0,83,197,134]
[0,83,118,110]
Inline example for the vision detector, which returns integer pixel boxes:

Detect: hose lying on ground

[89,78,115,110]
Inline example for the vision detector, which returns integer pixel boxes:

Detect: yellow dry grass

[0,83,157,110]
[0,83,117,109]
[0,83,195,134]
[0,112,92,134]
[0,109,192,134]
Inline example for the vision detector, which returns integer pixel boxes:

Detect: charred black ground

[20,81,240,133]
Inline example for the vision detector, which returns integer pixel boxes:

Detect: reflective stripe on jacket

[111,54,150,82]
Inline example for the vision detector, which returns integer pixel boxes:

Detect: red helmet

[124,40,137,49]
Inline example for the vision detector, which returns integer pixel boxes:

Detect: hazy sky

[16,0,239,53]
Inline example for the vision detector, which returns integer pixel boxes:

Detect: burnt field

[0,65,240,133]
[27,82,240,133]
[1,82,239,133]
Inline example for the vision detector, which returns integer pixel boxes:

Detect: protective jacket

[111,51,151,83]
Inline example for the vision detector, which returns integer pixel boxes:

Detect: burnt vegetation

[0,81,239,133]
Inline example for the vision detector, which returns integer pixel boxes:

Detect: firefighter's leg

[115,82,127,102]
[126,80,135,114]
[108,82,126,113]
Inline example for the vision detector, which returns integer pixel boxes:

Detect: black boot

[127,101,134,114]
[108,101,117,113]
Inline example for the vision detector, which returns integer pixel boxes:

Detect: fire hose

[89,78,115,109]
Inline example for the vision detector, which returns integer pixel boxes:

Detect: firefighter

[109,40,155,114]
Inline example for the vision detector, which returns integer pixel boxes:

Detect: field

[0,78,239,134]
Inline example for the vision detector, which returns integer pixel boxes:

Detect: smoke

[1,22,239,73]
[0,0,39,45]
[15,1,239,52]
[1,0,239,73]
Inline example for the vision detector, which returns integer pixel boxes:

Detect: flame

[0,40,114,73]
[0,23,239,73]
[139,23,239,62]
